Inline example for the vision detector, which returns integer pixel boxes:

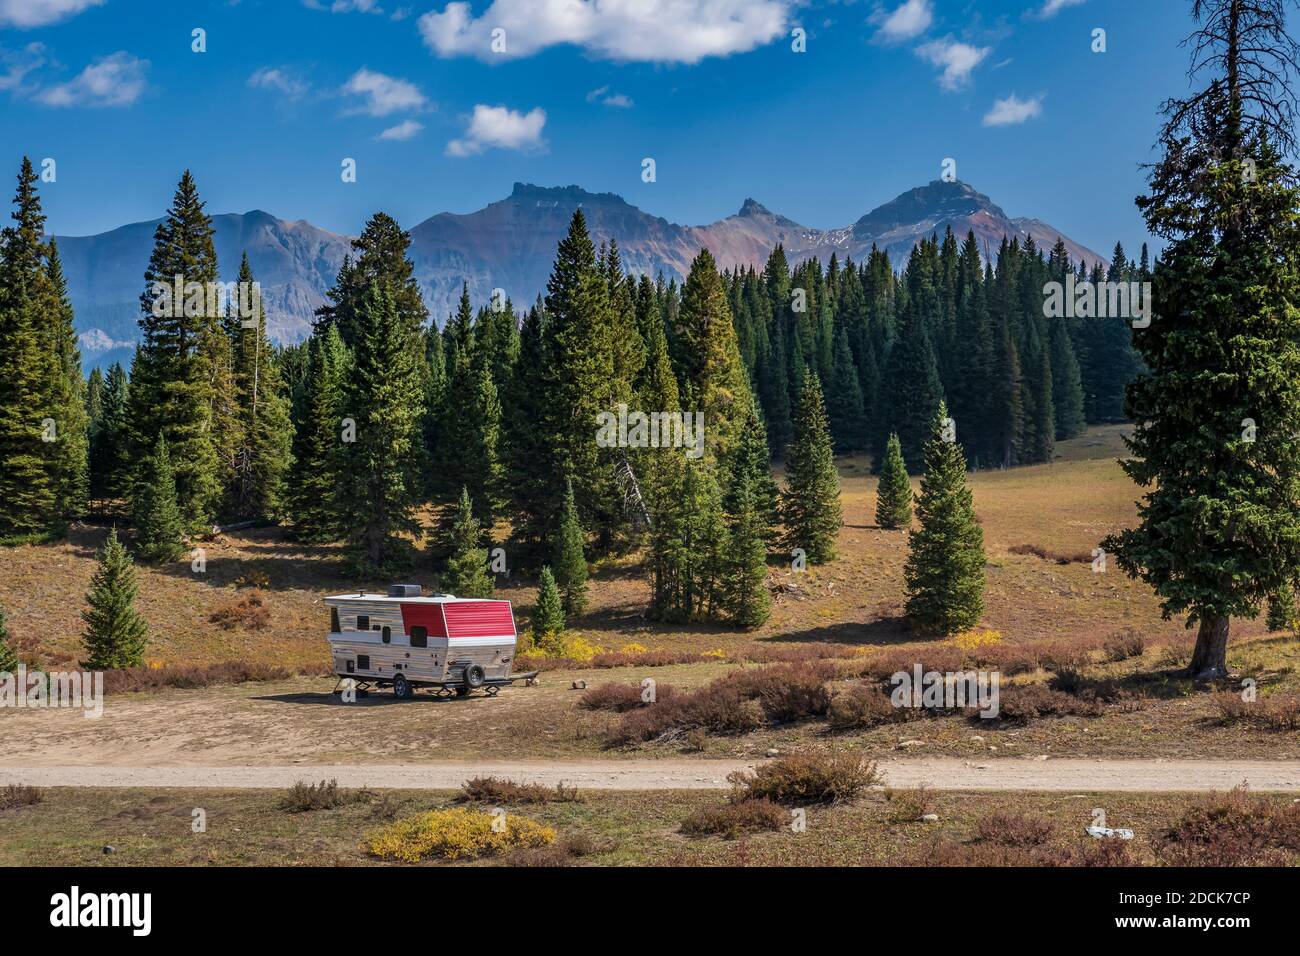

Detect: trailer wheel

[463,664,486,689]
[392,674,413,700]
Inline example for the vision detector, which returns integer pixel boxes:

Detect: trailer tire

[393,674,412,700]
[463,664,486,689]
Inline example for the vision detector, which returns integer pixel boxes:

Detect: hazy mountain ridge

[55,180,1108,367]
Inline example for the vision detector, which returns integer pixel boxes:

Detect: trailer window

[410,626,428,648]
[356,614,369,631]
[330,607,340,632]
[357,655,370,670]
[382,626,391,644]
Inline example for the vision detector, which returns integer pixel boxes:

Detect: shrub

[365,808,555,862]
[827,684,900,730]
[993,684,1105,723]
[716,662,835,723]
[1154,787,1300,866]
[279,779,373,813]
[1213,691,1300,731]
[0,784,43,809]
[727,751,880,805]
[579,681,678,712]
[885,784,937,822]
[208,590,270,631]
[681,797,788,838]
[927,837,1134,867]
[531,631,602,663]
[975,811,1056,846]
[459,776,580,805]
[1103,629,1145,662]
[101,661,301,693]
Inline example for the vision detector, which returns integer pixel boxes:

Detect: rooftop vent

[388,584,422,598]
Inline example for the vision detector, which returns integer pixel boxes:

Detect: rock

[765,748,780,758]
[571,680,587,690]
[921,814,940,823]
[897,739,926,749]
[1034,755,1049,761]
[970,736,984,743]
[102,846,115,855]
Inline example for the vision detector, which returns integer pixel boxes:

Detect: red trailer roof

[443,600,517,638]
[398,599,516,639]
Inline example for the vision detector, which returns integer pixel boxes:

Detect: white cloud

[37,52,147,108]
[586,84,633,108]
[419,0,792,64]
[1035,0,1086,18]
[873,0,932,43]
[916,37,990,90]
[0,0,103,28]
[248,67,310,100]
[0,42,45,92]
[377,119,423,140]
[341,67,428,116]
[446,104,546,157]
[982,93,1043,126]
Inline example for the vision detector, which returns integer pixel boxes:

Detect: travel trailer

[325,585,536,699]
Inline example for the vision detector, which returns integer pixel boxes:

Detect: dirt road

[3,758,1299,792]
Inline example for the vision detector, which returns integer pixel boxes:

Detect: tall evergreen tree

[81,528,150,669]
[0,157,58,538]
[285,325,346,541]
[531,566,565,637]
[1103,0,1300,679]
[725,481,772,627]
[336,280,423,572]
[553,478,589,615]
[127,171,226,529]
[875,433,913,529]
[441,487,494,598]
[228,255,293,521]
[132,434,186,564]
[89,362,130,502]
[43,240,89,519]
[904,402,986,634]
[781,374,842,564]
[878,291,943,471]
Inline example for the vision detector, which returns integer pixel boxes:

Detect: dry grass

[0,784,43,810]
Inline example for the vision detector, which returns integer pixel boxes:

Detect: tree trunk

[1188,615,1231,680]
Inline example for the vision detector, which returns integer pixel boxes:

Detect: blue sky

[1,0,1199,255]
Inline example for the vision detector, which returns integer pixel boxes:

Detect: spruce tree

[228,255,293,521]
[337,280,423,572]
[726,481,772,628]
[0,603,17,673]
[553,478,589,615]
[1267,583,1296,632]
[441,487,493,598]
[81,527,150,669]
[1048,313,1086,440]
[781,374,842,565]
[0,157,58,538]
[132,434,186,564]
[724,392,780,542]
[531,566,565,637]
[285,325,346,541]
[825,321,866,453]
[1103,0,1300,679]
[674,248,752,463]
[878,293,943,471]
[875,433,913,529]
[44,240,89,520]
[127,171,225,529]
[91,361,131,502]
[904,402,986,634]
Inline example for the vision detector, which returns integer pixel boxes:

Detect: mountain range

[53,179,1109,370]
